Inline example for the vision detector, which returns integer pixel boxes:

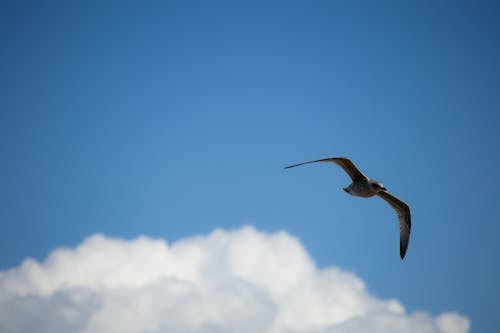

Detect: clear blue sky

[1,1,499,332]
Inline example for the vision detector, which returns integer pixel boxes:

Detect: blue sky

[1,1,499,332]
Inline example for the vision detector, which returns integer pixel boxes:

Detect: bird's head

[371,181,386,192]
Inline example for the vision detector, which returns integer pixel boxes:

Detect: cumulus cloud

[0,226,469,333]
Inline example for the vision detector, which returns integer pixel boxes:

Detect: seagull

[285,157,411,259]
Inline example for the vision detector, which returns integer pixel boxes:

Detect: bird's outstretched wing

[377,191,411,259]
[284,157,368,182]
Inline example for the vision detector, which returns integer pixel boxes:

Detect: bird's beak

[382,187,387,191]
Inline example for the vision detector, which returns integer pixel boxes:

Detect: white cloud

[0,226,469,333]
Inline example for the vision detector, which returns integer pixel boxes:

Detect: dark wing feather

[377,191,411,259]
[284,157,368,181]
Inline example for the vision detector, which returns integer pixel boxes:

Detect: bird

[284,157,411,259]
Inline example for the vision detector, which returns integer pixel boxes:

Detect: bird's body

[343,180,381,198]
[285,157,411,259]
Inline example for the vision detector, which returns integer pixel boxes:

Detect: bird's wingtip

[400,246,407,260]
[284,163,300,169]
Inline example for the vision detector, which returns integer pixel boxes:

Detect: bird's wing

[284,157,368,181]
[377,190,411,259]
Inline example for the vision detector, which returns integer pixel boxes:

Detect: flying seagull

[285,157,411,259]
